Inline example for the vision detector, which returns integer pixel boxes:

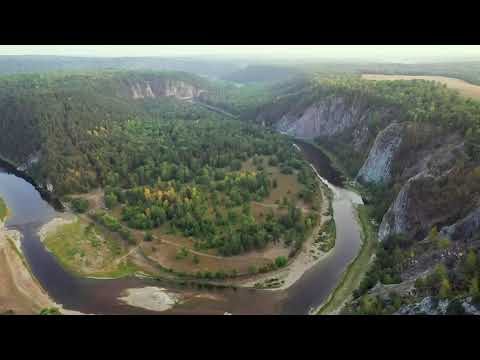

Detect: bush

[40,307,61,315]
[275,256,288,268]
[71,198,89,213]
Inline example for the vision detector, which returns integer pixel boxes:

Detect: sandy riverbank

[119,287,181,312]
[38,214,76,242]
[0,218,84,315]
[237,223,333,290]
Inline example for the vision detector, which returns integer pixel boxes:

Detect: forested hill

[0,70,231,194]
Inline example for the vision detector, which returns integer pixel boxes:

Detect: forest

[92,118,320,256]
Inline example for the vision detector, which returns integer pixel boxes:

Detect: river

[0,142,363,315]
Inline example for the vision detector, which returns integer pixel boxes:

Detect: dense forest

[0,70,262,193]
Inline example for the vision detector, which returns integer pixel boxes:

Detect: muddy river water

[0,141,363,314]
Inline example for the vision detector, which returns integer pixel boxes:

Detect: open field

[362,74,480,101]
[241,156,303,205]
[316,205,377,314]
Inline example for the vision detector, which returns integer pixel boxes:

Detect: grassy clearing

[316,205,377,315]
[362,74,480,101]
[242,156,302,205]
[0,197,8,222]
[44,219,138,277]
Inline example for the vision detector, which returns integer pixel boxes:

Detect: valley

[0,56,480,315]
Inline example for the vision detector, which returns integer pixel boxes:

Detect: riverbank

[39,214,141,279]
[38,214,76,242]
[0,218,83,315]
[315,205,377,315]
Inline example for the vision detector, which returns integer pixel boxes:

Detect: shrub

[71,198,89,213]
[275,256,288,268]
[144,232,153,242]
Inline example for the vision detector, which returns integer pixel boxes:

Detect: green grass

[44,219,137,278]
[87,261,140,279]
[316,205,377,315]
[0,197,8,222]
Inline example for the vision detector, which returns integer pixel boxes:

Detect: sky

[0,45,479,63]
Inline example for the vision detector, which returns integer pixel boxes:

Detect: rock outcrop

[356,123,404,184]
[395,296,480,315]
[378,172,430,242]
[440,207,480,242]
[275,96,373,142]
[126,80,205,100]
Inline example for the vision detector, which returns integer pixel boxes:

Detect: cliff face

[276,97,370,140]
[356,123,404,184]
[125,79,205,100]
[378,171,435,242]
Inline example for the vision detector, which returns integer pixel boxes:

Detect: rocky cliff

[125,79,205,100]
[276,96,371,140]
[356,122,404,184]
[258,90,480,247]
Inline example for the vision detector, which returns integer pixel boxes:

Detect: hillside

[0,70,222,194]
[255,75,480,314]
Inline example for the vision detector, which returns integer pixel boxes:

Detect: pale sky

[0,45,479,62]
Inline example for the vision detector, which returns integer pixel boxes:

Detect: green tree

[104,193,118,209]
[144,231,153,242]
[439,278,451,299]
[192,254,199,264]
[71,198,89,213]
[275,256,288,268]
[465,250,477,275]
